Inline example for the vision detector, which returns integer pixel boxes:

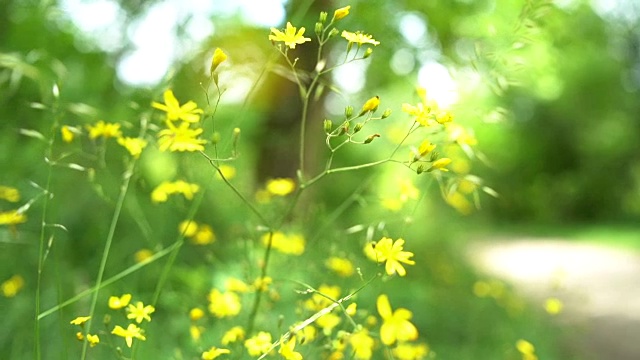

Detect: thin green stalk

[246,230,273,335]
[35,85,61,360]
[80,159,137,360]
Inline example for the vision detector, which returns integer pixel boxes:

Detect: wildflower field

[3,0,638,359]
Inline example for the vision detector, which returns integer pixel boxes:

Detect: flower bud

[353,123,363,133]
[324,119,333,133]
[210,48,227,74]
[328,28,340,38]
[360,96,380,115]
[339,121,349,135]
[416,165,425,174]
[429,151,439,162]
[345,105,353,118]
[315,22,323,36]
[333,6,350,21]
[363,48,373,59]
[381,109,392,119]
[364,134,380,144]
[319,11,328,23]
[212,131,221,144]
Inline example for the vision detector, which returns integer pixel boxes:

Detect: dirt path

[468,238,640,360]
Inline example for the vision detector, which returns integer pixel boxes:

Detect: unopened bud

[354,123,363,133]
[360,96,380,115]
[212,131,221,144]
[324,119,333,133]
[315,22,323,36]
[364,134,380,144]
[345,105,354,118]
[416,165,425,174]
[210,48,227,74]
[363,48,373,59]
[381,109,392,119]
[333,6,350,21]
[319,11,328,23]
[430,151,439,162]
[339,121,350,135]
[328,28,340,38]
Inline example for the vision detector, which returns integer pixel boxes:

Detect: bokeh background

[1,0,639,359]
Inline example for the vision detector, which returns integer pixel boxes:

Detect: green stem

[80,160,137,360]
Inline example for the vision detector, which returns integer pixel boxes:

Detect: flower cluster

[0,186,26,226]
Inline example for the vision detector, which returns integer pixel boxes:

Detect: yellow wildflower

[192,224,216,245]
[402,87,439,126]
[333,5,350,20]
[428,158,452,172]
[0,186,20,202]
[269,22,311,49]
[221,326,245,345]
[1,275,24,297]
[325,257,355,277]
[318,312,342,333]
[544,297,563,315]
[516,339,538,360]
[152,89,203,123]
[341,31,380,46]
[348,329,374,360]
[126,301,155,323]
[216,164,236,180]
[61,125,75,143]
[368,237,415,276]
[111,324,146,348]
[377,294,418,345]
[108,293,132,310]
[189,307,205,321]
[360,96,380,114]
[445,191,474,215]
[201,346,230,359]
[253,276,273,292]
[157,120,207,152]
[190,325,204,341]
[0,210,26,225]
[69,316,91,325]
[207,289,241,318]
[86,120,122,139]
[225,277,250,293]
[279,336,302,360]
[262,231,305,255]
[210,48,228,74]
[435,110,454,124]
[134,248,154,263]
[179,220,199,237]
[86,334,100,347]
[413,140,436,160]
[117,137,148,158]
[266,178,296,196]
[392,342,430,360]
[244,331,272,356]
[151,180,200,203]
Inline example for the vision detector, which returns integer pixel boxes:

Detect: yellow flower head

[86,120,122,139]
[377,294,419,345]
[544,297,563,315]
[207,289,241,318]
[108,293,132,310]
[134,248,154,263]
[279,336,302,360]
[152,89,203,123]
[0,210,27,225]
[86,334,100,347]
[112,324,146,348]
[179,220,199,237]
[333,5,351,20]
[269,22,311,49]
[392,342,430,360]
[516,339,536,355]
[262,231,305,255]
[325,257,355,277]
[189,307,205,321]
[61,125,75,143]
[360,96,380,114]
[341,30,380,46]
[192,224,216,245]
[0,186,20,202]
[367,237,415,276]
[2,274,25,297]
[413,140,436,160]
[428,158,452,172]
[222,326,246,345]
[157,121,207,152]
[151,180,200,203]
[266,178,296,196]
[201,346,231,359]
[244,331,272,356]
[348,329,374,360]
[117,137,148,158]
[70,315,91,325]
[210,48,228,74]
[126,301,156,323]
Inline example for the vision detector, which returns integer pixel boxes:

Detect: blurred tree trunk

[255,0,332,182]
